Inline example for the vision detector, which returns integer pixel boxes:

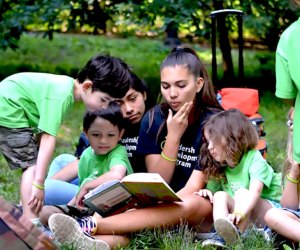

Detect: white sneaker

[201,233,226,248]
[214,218,241,246]
[49,214,110,250]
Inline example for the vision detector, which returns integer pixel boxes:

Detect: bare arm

[146,102,193,183]
[281,163,300,209]
[29,133,56,213]
[176,170,206,198]
[75,165,127,208]
[51,159,79,182]
[230,180,263,222]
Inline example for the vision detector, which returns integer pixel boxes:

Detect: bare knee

[39,206,64,226]
[181,194,213,226]
[213,191,228,202]
[264,208,281,229]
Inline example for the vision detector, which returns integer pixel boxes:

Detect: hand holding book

[83,173,182,217]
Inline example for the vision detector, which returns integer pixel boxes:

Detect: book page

[84,180,120,200]
[90,185,132,212]
[122,173,182,204]
[83,181,133,215]
[122,172,167,183]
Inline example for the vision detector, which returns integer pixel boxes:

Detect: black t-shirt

[137,105,216,192]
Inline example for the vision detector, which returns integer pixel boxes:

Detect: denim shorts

[282,207,300,218]
[0,126,38,170]
[267,199,282,209]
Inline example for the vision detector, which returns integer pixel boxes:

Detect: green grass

[0,33,294,249]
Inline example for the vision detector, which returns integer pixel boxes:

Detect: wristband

[287,173,299,184]
[32,182,45,190]
[232,211,245,220]
[161,152,177,162]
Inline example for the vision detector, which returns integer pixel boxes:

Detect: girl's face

[81,81,113,111]
[160,65,203,111]
[115,88,147,124]
[204,130,226,163]
[85,117,124,155]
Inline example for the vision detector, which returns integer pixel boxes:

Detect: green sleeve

[206,178,222,193]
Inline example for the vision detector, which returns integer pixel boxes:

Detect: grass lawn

[0,33,297,249]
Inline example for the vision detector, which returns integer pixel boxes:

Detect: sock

[30,218,40,226]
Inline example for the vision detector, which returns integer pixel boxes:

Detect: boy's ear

[143,91,147,101]
[83,129,88,137]
[82,81,93,92]
[119,128,125,140]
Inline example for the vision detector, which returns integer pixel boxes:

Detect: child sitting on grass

[265,107,300,243]
[74,101,133,205]
[41,102,133,249]
[196,108,282,248]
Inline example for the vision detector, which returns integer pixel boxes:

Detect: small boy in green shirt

[75,101,133,207]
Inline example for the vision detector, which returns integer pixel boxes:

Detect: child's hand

[228,212,244,225]
[75,185,89,210]
[28,187,44,214]
[193,189,213,203]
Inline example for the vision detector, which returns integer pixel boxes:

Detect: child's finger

[207,192,213,203]
[28,196,36,207]
[34,200,43,214]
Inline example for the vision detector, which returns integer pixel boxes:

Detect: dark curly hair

[200,109,258,181]
[77,53,132,99]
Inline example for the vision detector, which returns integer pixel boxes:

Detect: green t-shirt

[0,72,74,136]
[206,150,282,202]
[78,144,133,188]
[275,17,300,162]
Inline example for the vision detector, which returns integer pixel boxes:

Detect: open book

[83,173,182,217]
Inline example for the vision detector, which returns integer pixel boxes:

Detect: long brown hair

[201,109,258,180]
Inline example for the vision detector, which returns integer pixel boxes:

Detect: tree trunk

[212,0,237,88]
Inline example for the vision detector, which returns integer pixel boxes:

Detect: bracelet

[161,152,177,162]
[232,211,245,220]
[287,173,299,184]
[32,182,45,190]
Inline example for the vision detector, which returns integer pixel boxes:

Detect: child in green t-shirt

[75,101,133,207]
[39,102,133,239]
[0,53,132,223]
[196,109,282,248]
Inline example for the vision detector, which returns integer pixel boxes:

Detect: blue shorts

[267,200,282,209]
[282,207,300,218]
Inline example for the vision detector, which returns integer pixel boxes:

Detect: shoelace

[77,216,96,235]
